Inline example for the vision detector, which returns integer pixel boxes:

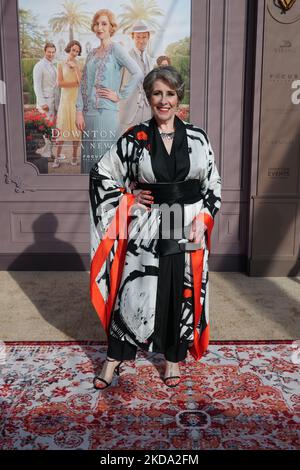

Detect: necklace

[159,131,175,140]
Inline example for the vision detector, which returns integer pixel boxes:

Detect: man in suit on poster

[119,20,156,133]
[33,42,64,168]
[33,42,60,120]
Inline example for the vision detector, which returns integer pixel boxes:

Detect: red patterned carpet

[0,341,299,450]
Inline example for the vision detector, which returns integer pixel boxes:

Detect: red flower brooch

[136,131,148,141]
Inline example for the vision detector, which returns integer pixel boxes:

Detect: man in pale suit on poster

[33,42,64,167]
[119,20,156,134]
[33,42,60,120]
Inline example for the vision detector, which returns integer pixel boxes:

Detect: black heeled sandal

[163,375,181,388]
[163,362,181,388]
[93,358,122,390]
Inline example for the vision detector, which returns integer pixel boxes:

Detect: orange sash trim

[90,193,135,335]
[189,211,214,360]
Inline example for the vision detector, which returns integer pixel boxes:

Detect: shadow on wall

[7,213,103,341]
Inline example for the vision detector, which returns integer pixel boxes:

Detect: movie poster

[18,0,191,174]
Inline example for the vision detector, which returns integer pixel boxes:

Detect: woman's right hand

[76,111,85,131]
[132,189,154,211]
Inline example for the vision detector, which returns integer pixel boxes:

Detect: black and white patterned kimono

[90,116,221,362]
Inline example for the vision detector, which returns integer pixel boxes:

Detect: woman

[55,40,82,168]
[89,66,221,389]
[75,9,143,174]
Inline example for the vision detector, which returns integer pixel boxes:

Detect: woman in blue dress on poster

[76,9,143,174]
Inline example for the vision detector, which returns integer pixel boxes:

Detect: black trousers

[107,252,190,363]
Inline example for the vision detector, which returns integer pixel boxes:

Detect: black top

[147,116,190,182]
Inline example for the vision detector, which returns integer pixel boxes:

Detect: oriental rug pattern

[0,341,299,450]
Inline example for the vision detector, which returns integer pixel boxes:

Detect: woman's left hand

[96,87,120,103]
[189,217,207,247]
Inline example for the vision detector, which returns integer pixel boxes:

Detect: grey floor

[1,271,299,341]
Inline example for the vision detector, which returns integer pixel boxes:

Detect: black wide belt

[138,179,203,205]
[137,179,204,256]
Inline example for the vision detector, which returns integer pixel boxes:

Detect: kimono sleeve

[89,136,136,333]
[203,137,221,220]
[196,133,221,251]
[89,136,134,253]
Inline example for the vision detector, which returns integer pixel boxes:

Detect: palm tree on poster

[118,0,163,33]
[49,1,91,42]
